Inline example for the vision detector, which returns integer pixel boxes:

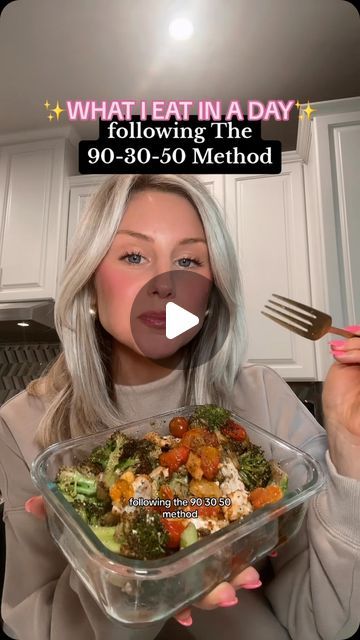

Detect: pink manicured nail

[242,580,262,590]
[344,325,360,334]
[218,597,239,607]
[177,616,193,627]
[25,497,36,512]
[332,350,347,358]
[329,341,345,350]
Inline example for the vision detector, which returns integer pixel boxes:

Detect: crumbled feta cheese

[189,517,226,533]
[222,490,253,521]
[219,460,246,494]
[144,432,180,447]
[132,475,152,499]
[149,466,169,481]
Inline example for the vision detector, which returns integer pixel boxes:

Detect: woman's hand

[324,326,360,479]
[25,496,262,627]
[25,495,46,518]
[174,564,261,626]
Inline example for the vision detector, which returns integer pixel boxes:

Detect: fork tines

[261,294,316,338]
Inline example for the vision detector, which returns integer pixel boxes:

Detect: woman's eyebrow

[116,230,206,245]
[116,230,154,241]
[178,238,206,245]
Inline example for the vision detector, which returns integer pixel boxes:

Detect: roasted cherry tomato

[249,485,283,509]
[159,484,175,501]
[197,504,222,519]
[159,445,190,473]
[182,504,221,519]
[169,416,189,438]
[221,420,248,442]
[161,519,187,549]
[151,484,176,513]
[199,445,220,481]
[181,428,219,452]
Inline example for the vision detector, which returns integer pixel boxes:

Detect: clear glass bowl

[31,406,324,627]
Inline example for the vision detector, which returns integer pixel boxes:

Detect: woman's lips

[138,311,167,329]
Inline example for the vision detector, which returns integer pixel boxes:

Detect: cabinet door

[196,174,225,211]
[0,139,65,301]
[332,123,360,325]
[225,164,316,380]
[66,178,106,258]
[303,104,360,380]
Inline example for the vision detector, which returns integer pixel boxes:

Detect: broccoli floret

[135,439,161,471]
[87,431,129,471]
[72,496,111,526]
[98,432,130,488]
[190,405,231,431]
[237,444,272,491]
[116,438,160,475]
[222,437,249,460]
[87,438,116,470]
[56,466,97,501]
[86,432,159,488]
[114,508,168,560]
[116,456,139,474]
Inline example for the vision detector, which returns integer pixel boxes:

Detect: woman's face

[94,189,213,360]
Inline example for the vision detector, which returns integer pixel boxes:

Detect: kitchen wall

[0,342,324,426]
[0,343,60,406]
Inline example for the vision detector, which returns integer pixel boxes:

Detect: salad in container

[31,405,324,627]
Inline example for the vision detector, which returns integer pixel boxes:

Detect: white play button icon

[130,271,229,367]
[166,302,199,339]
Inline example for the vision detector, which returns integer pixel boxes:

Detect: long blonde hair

[29,174,247,448]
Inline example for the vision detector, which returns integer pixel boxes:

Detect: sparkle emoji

[303,101,316,120]
[296,99,316,121]
[44,99,66,122]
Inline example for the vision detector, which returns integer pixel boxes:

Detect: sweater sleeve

[0,416,165,640]
[260,368,360,640]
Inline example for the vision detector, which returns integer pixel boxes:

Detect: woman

[0,174,359,640]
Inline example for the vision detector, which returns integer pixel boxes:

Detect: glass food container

[31,406,324,627]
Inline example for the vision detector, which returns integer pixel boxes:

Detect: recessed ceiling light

[169,18,194,40]
[17,322,30,327]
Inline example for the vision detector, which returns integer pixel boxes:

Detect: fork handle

[330,326,359,339]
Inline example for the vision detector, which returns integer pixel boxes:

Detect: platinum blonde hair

[29,174,247,448]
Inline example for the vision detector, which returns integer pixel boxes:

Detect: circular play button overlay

[130,270,230,369]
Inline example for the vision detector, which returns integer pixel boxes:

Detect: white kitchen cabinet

[65,175,107,259]
[0,136,77,302]
[225,160,316,380]
[299,97,360,379]
[64,174,225,261]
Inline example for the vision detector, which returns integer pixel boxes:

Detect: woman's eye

[120,252,145,265]
[177,257,201,268]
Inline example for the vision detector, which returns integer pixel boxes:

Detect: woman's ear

[89,303,97,318]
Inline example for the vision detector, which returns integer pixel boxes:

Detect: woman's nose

[149,271,176,299]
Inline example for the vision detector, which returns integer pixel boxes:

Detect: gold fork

[262,294,358,341]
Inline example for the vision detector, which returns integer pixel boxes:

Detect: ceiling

[0,0,359,152]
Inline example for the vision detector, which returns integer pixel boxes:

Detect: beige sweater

[0,364,359,640]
